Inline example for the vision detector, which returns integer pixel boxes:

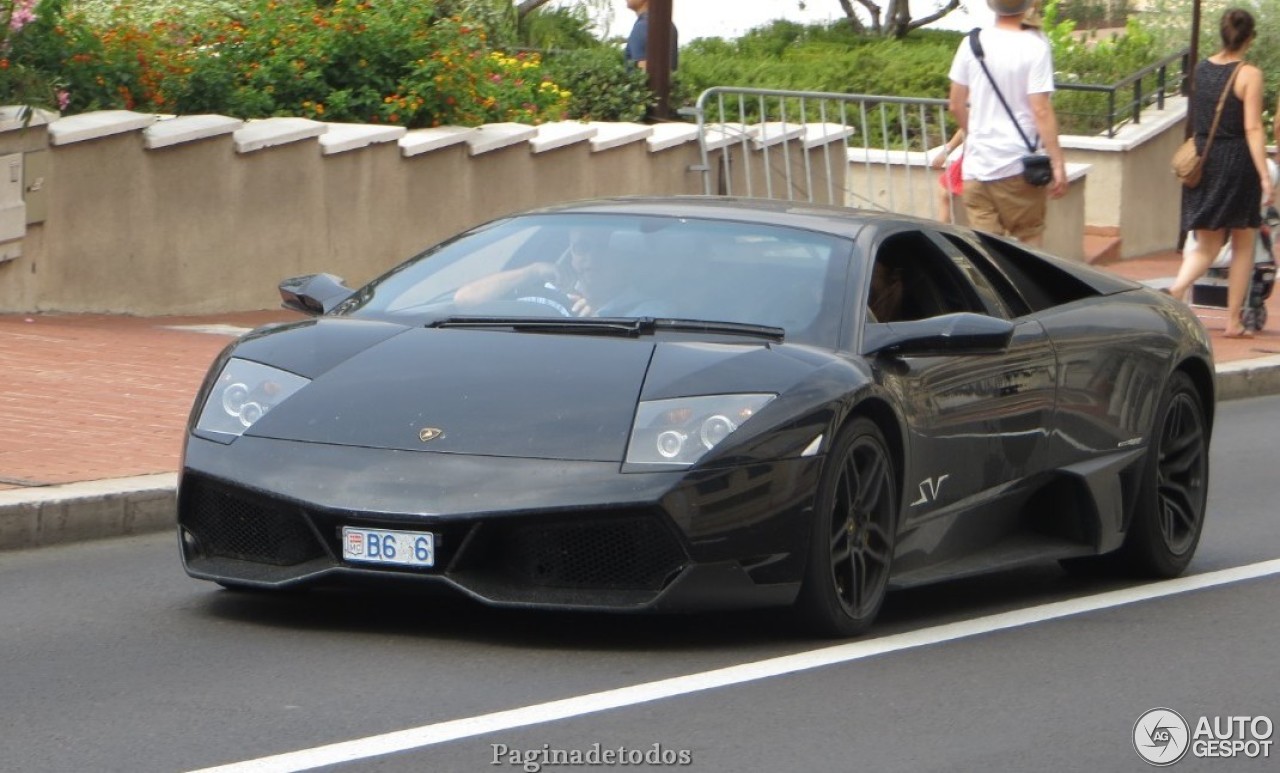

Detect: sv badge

[910,474,949,507]
[418,427,445,443]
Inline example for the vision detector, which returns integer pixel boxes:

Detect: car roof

[523,196,921,241]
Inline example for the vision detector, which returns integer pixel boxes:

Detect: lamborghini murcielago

[177,197,1215,635]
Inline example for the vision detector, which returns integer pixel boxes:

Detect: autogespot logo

[1134,708,1191,766]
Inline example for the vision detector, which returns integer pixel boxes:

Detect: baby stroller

[1185,162,1278,332]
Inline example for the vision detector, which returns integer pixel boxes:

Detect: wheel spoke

[1162,421,1200,458]
[854,451,887,513]
[850,550,868,611]
[1161,414,1203,474]
[840,455,860,514]
[1158,480,1200,534]
[831,537,852,564]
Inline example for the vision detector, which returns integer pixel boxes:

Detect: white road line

[188,558,1280,773]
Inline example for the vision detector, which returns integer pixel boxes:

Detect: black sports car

[178,197,1215,636]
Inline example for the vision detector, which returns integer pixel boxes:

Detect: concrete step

[1084,227,1122,264]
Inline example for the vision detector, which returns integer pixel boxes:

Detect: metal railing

[688,87,952,218]
[1054,48,1190,138]
[686,50,1191,217]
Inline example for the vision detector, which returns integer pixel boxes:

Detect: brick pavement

[0,311,299,491]
[0,250,1276,492]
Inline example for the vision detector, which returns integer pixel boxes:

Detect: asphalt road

[3,396,1279,773]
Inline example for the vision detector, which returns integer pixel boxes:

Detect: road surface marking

[189,557,1280,773]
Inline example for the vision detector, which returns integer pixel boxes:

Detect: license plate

[342,527,435,568]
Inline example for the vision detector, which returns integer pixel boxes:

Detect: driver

[455,227,667,317]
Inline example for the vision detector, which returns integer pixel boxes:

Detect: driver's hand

[570,294,592,317]
[526,262,558,285]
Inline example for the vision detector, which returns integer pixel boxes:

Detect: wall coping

[143,115,244,149]
[703,123,751,152]
[846,146,1091,183]
[1061,97,1186,153]
[319,123,407,155]
[233,117,328,153]
[467,122,538,155]
[531,121,597,154]
[804,122,857,149]
[587,121,653,152]
[399,126,477,157]
[23,110,706,159]
[648,122,700,152]
[48,110,156,145]
[752,122,807,149]
[0,106,58,134]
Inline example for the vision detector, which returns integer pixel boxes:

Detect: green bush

[49,0,571,127]
[7,0,1196,136]
[542,47,651,122]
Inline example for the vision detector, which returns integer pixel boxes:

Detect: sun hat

[987,0,1035,16]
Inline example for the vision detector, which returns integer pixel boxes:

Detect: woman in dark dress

[1170,8,1272,337]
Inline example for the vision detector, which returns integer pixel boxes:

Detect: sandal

[1223,328,1254,339]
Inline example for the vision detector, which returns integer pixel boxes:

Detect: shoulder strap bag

[1171,61,1242,189]
[968,29,1053,187]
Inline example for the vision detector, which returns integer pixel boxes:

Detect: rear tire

[795,418,897,637]
[1120,371,1209,577]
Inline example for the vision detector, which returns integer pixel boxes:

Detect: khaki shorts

[962,174,1047,243]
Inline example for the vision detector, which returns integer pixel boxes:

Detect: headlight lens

[195,358,310,438]
[626,394,775,466]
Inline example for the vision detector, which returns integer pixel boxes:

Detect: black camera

[1022,154,1053,187]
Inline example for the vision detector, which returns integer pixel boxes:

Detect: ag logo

[1134,708,1190,766]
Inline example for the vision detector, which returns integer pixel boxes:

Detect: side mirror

[865,312,1014,356]
[279,273,353,316]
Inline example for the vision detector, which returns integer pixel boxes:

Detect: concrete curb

[0,474,176,551]
[3,359,1280,553]
[1216,354,1280,402]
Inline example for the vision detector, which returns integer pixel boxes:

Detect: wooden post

[647,0,674,120]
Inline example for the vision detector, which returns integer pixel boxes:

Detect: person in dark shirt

[624,0,678,71]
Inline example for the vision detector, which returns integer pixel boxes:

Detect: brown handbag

[1173,62,1242,189]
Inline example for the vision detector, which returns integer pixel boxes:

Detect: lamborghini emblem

[418,427,445,443]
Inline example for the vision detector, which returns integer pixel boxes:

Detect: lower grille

[180,477,326,566]
[459,513,687,592]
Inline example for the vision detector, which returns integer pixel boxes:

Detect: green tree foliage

[8,0,1211,137]
[49,0,572,126]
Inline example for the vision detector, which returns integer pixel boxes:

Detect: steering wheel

[515,284,577,317]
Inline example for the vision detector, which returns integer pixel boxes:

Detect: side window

[866,232,985,324]
[963,232,1099,313]
[939,233,1030,317]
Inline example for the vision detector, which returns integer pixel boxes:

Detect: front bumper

[179,435,820,611]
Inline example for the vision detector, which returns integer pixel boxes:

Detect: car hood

[237,323,824,462]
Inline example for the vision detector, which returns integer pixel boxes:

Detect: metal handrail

[1055,48,1190,137]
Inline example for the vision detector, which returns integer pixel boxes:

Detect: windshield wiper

[647,318,785,341]
[426,316,785,341]
[426,316,652,337]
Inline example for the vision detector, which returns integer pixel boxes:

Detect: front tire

[1121,371,1209,577]
[795,418,898,637]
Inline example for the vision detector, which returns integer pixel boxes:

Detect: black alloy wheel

[1124,371,1209,577]
[796,418,897,637]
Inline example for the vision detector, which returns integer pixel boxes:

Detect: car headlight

[195,358,310,438]
[626,394,775,466]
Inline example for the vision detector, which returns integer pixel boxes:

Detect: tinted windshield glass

[338,213,851,347]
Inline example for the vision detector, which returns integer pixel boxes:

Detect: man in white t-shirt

[948,0,1066,246]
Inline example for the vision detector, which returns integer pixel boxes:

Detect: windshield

[336,213,852,348]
